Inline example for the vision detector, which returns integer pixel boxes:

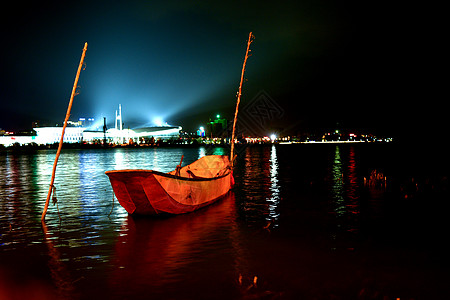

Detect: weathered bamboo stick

[230,32,254,167]
[41,42,88,222]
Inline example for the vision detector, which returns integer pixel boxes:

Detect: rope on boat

[175,155,184,177]
[108,188,115,218]
[50,184,61,223]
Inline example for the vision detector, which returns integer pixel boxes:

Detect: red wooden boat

[105,155,234,215]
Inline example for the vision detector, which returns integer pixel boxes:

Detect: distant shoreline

[0,139,394,152]
[279,140,393,145]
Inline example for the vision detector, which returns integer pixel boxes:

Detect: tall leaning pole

[41,42,88,223]
[230,32,254,168]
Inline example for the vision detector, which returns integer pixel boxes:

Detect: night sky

[0,0,445,140]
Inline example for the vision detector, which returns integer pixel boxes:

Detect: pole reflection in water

[42,222,75,299]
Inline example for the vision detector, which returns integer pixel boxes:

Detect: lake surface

[1,144,449,299]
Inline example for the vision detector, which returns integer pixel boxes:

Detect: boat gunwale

[105,169,232,182]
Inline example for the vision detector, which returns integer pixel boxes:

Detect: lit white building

[0,127,85,147]
[0,104,181,146]
[34,127,85,144]
[0,135,36,147]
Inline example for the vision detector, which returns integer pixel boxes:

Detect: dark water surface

[1,144,449,299]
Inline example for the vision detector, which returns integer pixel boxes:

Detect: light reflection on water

[267,145,280,225]
[330,145,360,217]
[329,146,360,249]
[331,145,345,217]
[235,145,281,228]
[0,145,447,299]
[239,146,280,227]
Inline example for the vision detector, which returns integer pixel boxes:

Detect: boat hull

[105,156,234,215]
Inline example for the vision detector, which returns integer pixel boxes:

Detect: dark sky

[0,0,445,140]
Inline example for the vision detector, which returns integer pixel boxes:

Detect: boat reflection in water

[109,191,244,298]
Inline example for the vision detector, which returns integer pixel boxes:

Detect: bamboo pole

[41,42,88,222]
[230,32,254,167]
